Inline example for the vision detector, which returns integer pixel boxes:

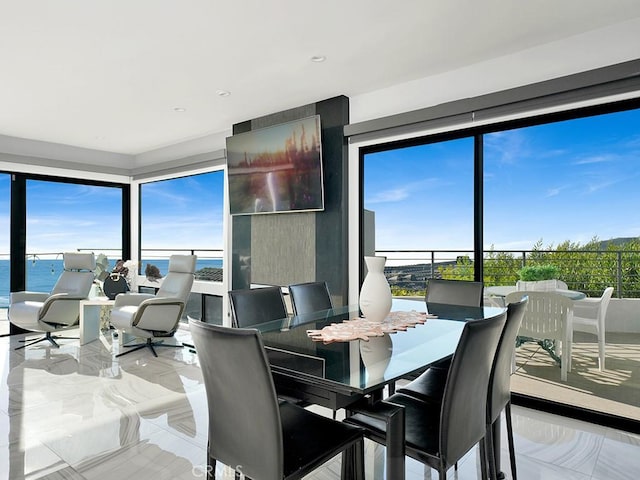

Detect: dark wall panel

[229,96,349,304]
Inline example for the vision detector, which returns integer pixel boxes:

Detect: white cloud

[573,153,616,165]
[366,178,441,204]
[586,178,618,194]
[484,130,530,165]
[367,187,411,204]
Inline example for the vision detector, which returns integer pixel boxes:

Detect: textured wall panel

[251,212,316,286]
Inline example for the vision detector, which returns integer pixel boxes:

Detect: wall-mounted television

[226,115,324,215]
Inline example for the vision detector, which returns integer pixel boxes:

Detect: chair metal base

[16,331,78,350]
[116,337,183,358]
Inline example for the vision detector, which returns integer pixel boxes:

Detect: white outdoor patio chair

[572,287,614,370]
[506,291,574,381]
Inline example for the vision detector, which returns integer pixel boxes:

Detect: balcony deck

[513,331,640,421]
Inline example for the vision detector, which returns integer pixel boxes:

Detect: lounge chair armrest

[39,293,86,319]
[139,296,184,307]
[10,291,50,303]
[133,297,185,331]
[113,293,155,307]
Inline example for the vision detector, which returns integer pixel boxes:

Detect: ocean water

[0,258,222,308]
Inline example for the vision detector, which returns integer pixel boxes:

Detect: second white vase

[359,255,392,323]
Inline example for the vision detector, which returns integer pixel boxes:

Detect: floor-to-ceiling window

[6,173,128,336]
[484,107,640,422]
[0,174,10,335]
[359,99,640,428]
[362,136,475,294]
[139,170,225,322]
[25,179,124,292]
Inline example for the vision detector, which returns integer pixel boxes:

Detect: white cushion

[63,252,96,271]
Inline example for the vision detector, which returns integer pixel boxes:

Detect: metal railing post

[617,251,623,299]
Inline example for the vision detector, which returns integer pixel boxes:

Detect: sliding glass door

[359,100,640,426]
[362,137,475,295]
[484,107,640,422]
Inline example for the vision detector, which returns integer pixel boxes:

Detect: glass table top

[253,299,505,394]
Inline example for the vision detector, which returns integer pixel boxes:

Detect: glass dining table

[251,298,506,479]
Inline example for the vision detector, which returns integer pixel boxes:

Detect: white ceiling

[2,0,640,162]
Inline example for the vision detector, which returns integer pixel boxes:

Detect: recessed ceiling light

[310,55,326,63]
[173,107,186,112]
[216,90,231,97]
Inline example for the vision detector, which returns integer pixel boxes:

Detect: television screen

[226,115,325,215]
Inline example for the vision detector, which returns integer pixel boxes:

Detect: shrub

[518,264,559,281]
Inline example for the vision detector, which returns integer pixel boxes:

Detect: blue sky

[365,107,640,252]
[140,173,224,252]
[0,172,225,257]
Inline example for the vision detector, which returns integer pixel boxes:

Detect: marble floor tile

[141,387,209,449]
[508,406,606,476]
[591,428,640,480]
[1,330,639,480]
[0,437,73,480]
[72,428,206,480]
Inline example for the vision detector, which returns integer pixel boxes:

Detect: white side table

[79,297,115,345]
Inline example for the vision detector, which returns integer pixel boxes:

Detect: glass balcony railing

[378,248,640,298]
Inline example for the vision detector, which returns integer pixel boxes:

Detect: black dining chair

[422,278,485,372]
[425,278,484,307]
[288,281,333,315]
[390,278,485,391]
[189,319,365,480]
[345,310,507,480]
[228,286,287,328]
[397,297,528,480]
[485,296,527,480]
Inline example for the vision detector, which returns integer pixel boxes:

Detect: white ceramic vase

[359,256,392,323]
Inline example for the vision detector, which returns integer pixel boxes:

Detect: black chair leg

[116,338,184,358]
[479,438,489,480]
[485,420,498,480]
[505,402,517,480]
[116,342,150,357]
[16,332,64,350]
[207,456,215,479]
[340,439,364,480]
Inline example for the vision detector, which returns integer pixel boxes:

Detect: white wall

[607,299,640,333]
[349,17,640,126]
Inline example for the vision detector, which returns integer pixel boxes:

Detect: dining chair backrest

[439,310,507,465]
[288,281,333,315]
[426,279,484,307]
[505,291,573,342]
[488,296,527,423]
[189,320,284,479]
[506,290,574,381]
[228,286,287,328]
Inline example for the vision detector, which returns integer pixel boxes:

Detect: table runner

[306,310,436,344]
